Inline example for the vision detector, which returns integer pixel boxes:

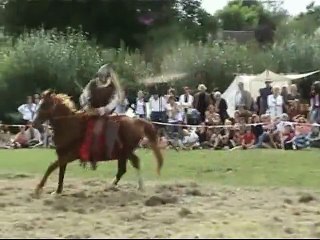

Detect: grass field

[0,148,319,189]
[1,149,320,238]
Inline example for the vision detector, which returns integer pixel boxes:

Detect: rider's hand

[97,107,106,116]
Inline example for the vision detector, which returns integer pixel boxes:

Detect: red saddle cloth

[79,119,106,162]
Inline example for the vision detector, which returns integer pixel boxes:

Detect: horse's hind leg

[106,157,127,190]
[129,153,144,191]
[35,160,59,197]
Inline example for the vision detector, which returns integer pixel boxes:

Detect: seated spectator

[180,128,200,150]
[232,126,255,150]
[208,126,231,150]
[230,125,242,148]
[10,126,29,148]
[255,119,280,149]
[293,124,311,150]
[195,123,209,148]
[251,114,263,142]
[25,121,43,147]
[276,113,289,132]
[280,123,295,150]
[0,131,11,149]
[205,104,221,125]
[309,124,320,148]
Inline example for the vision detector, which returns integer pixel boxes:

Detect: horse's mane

[54,93,77,112]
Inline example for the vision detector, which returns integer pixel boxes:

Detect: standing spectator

[212,91,229,123]
[309,81,320,124]
[149,93,167,123]
[17,96,36,124]
[267,86,283,119]
[33,93,41,110]
[281,86,289,113]
[193,84,210,123]
[235,82,252,110]
[179,86,194,124]
[114,90,129,114]
[135,90,146,118]
[166,96,183,135]
[287,84,300,101]
[259,80,273,115]
[166,88,178,102]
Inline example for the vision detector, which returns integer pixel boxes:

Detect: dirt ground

[0,174,320,239]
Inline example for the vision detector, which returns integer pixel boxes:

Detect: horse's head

[33,89,76,127]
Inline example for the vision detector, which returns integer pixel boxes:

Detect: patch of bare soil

[0,176,320,238]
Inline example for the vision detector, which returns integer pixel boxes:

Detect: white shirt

[183,129,199,144]
[149,96,167,112]
[267,94,283,119]
[18,103,36,121]
[135,98,145,115]
[166,103,183,123]
[179,94,194,110]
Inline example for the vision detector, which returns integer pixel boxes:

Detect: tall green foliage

[160,33,320,92]
[0,28,152,121]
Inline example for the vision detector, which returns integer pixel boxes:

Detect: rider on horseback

[79,64,124,168]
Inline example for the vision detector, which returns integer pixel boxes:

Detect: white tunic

[267,94,283,119]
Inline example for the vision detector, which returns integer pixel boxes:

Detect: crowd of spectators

[134,80,320,151]
[1,80,319,152]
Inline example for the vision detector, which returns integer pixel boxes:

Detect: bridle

[36,96,80,124]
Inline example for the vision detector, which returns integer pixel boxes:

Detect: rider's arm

[79,81,92,110]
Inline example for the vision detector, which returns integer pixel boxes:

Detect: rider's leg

[91,118,104,168]
[105,119,120,159]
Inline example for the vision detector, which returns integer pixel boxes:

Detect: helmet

[97,63,114,79]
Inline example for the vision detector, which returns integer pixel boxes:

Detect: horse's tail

[140,119,163,176]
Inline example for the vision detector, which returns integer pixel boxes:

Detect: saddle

[79,115,123,169]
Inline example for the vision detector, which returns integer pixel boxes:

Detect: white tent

[222,69,320,117]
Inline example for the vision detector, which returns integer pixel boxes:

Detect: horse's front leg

[34,160,59,197]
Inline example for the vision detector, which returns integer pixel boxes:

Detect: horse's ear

[43,89,55,98]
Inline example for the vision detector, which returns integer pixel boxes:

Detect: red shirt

[241,133,255,145]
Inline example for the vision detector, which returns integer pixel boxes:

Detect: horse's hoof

[138,187,145,192]
[33,188,43,198]
[51,191,63,197]
[105,185,119,192]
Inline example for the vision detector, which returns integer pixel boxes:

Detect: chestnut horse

[32,90,163,196]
